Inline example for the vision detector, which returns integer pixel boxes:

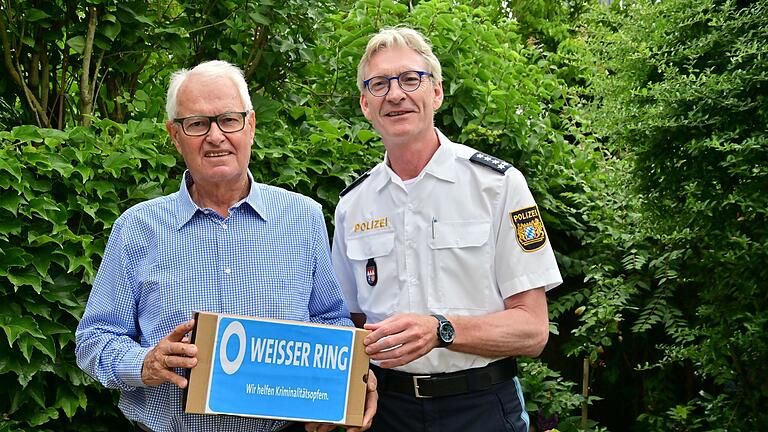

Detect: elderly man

[331,28,562,432]
[76,60,375,432]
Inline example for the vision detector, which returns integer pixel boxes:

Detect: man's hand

[362,314,438,369]
[303,369,378,432]
[141,319,198,387]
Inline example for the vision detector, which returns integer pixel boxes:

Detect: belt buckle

[412,375,432,398]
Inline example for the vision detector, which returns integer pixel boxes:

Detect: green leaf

[56,385,86,419]
[25,8,51,22]
[32,334,58,360]
[66,36,86,54]
[356,129,377,144]
[0,217,23,237]
[87,179,116,198]
[7,268,44,293]
[452,106,465,127]
[249,10,271,25]
[100,20,122,41]
[11,125,43,142]
[23,299,52,319]
[41,275,82,308]
[315,120,339,136]
[0,156,23,181]
[26,378,47,408]
[28,406,59,426]
[0,315,45,346]
[49,153,76,177]
[102,152,134,174]
[29,252,53,278]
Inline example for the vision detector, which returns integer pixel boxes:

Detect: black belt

[371,357,517,398]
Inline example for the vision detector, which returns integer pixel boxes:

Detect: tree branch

[80,6,98,126]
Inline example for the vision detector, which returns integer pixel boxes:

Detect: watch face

[439,323,455,343]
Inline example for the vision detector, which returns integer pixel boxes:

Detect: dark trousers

[369,378,529,432]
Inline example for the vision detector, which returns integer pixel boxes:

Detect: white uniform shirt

[331,129,562,374]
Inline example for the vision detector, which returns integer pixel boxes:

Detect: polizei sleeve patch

[470,151,512,174]
[339,171,370,197]
[509,205,548,252]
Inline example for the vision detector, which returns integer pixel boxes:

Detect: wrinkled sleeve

[307,204,353,327]
[75,217,150,390]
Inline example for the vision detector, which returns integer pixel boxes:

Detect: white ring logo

[219,321,246,375]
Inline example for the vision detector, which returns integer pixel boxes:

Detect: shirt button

[222,223,228,230]
[224,268,231,274]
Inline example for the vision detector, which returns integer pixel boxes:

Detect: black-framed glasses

[173,111,249,136]
[363,70,433,97]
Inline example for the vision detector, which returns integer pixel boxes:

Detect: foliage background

[1,0,766,430]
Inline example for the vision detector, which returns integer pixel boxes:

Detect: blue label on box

[207,317,354,422]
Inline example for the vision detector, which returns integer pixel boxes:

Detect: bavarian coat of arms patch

[509,205,548,252]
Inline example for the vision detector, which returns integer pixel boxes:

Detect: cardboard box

[184,311,370,426]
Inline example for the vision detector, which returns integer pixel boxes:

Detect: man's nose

[205,120,226,142]
[386,79,407,101]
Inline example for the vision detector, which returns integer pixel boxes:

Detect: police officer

[331,27,562,432]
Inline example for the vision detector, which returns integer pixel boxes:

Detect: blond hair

[357,27,442,93]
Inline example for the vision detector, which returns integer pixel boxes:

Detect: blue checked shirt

[76,171,352,432]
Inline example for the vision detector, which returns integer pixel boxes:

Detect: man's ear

[166,121,182,153]
[432,80,444,110]
[360,93,372,121]
[247,110,256,140]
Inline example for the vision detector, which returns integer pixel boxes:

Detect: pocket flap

[429,221,490,249]
[346,232,395,260]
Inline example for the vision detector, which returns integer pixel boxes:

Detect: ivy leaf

[0,157,23,182]
[0,217,23,237]
[29,250,53,277]
[49,153,76,177]
[86,180,116,198]
[23,298,52,319]
[0,314,45,346]
[56,385,86,419]
[27,406,59,426]
[17,333,36,362]
[7,268,44,293]
[102,152,134,176]
[32,334,58,361]
[11,125,43,142]
[26,378,47,408]
[41,274,81,308]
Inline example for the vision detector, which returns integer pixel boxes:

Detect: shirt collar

[175,170,267,229]
[371,128,457,192]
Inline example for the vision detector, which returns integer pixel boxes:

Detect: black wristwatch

[433,314,455,347]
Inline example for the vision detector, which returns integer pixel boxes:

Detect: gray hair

[357,27,443,93]
[165,60,253,119]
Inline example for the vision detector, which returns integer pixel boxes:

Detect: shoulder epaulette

[469,151,513,174]
[339,170,371,197]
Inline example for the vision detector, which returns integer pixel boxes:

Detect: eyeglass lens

[182,112,245,136]
[367,71,427,96]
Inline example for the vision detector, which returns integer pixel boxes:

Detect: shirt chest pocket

[345,232,399,317]
[428,220,493,311]
[346,232,394,260]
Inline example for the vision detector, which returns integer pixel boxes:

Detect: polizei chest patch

[509,205,548,252]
